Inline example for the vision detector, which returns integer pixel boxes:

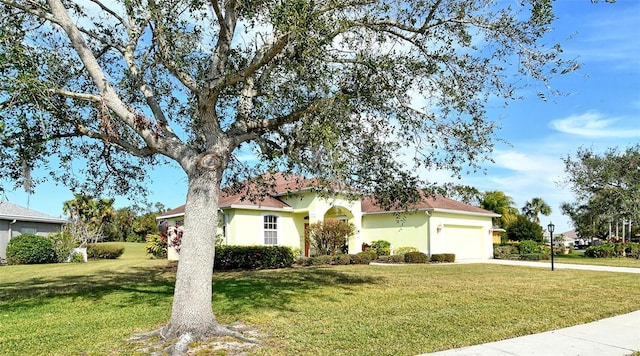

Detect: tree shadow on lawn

[212,267,380,315]
[1,265,379,317]
[0,265,175,313]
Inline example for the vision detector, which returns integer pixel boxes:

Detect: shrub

[443,253,456,263]
[582,242,639,258]
[519,240,541,255]
[6,234,56,265]
[215,245,294,270]
[430,254,445,262]
[311,255,333,266]
[404,251,428,263]
[351,250,377,264]
[70,252,85,263]
[334,254,351,265]
[49,232,74,263]
[145,234,167,258]
[86,243,125,259]
[520,253,549,261]
[585,243,616,258]
[624,243,639,258]
[393,246,418,255]
[389,254,405,263]
[371,240,391,256]
[307,219,355,255]
[494,245,518,259]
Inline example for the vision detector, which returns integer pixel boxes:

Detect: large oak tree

[0,0,581,353]
[561,145,640,239]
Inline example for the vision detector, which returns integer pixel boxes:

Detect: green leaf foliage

[562,145,640,238]
[145,234,167,259]
[506,215,544,243]
[86,243,125,259]
[0,0,578,205]
[215,245,294,270]
[6,233,56,265]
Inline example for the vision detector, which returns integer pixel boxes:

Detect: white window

[21,227,37,234]
[263,215,278,245]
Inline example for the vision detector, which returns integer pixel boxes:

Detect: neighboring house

[0,201,68,261]
[491,226,506,244]
[157,173,500,261]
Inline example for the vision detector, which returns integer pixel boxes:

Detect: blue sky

[2,1,639,234]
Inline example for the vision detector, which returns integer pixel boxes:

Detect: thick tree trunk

[163,168,221,339]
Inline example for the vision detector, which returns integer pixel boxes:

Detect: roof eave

[223,204,294,212]
[0,215,67,224]
[430,208,501,217]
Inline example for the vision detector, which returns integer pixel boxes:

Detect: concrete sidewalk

[420,310,640,356]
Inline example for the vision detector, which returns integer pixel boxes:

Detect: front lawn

[554,252,640,268]
[1,244,639,355]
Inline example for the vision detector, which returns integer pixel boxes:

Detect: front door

[304,223,310,257]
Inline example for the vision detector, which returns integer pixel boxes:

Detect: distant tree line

[63,193,168,243]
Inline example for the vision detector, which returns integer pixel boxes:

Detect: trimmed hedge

[334,254,351,265]
[86,243,125,259]
[404,251,428,263]
[351,250,378,264]
[430,253,455,263]
[520,253,549,261]
[494,245,519,259]
[215,245,294,270]
[6,234,56,265]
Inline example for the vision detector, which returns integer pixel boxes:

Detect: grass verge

[1,244,639,355]
[554,252,640,268]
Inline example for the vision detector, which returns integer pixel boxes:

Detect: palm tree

[480,191,519,227]
[63,194,115,243]
[522,197,552,225]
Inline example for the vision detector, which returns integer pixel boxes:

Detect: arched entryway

[323,205,356,254]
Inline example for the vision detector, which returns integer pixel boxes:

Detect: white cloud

[550,112,640,138]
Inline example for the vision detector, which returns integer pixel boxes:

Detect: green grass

[554,252,640,268]
[1,243,639,355]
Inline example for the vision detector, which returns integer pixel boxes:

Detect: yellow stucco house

[157,173,500,261]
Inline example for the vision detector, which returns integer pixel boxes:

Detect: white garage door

[443,225,485,260]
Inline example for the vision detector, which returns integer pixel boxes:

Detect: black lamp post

[548,222,555,271]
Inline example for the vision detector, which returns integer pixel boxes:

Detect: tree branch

[44,0,176,158]
[146,2,198,92]
[207,0,239,87]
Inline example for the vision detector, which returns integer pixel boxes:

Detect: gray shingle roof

[0,201,67,224]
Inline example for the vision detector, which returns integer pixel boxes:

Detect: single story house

[0,201,68,261]
[157,173,500,261]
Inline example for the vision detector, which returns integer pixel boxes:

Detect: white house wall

[225,209,301,249]
[361,212,430,253]
[429,211,494,260]
[0,220,64,260]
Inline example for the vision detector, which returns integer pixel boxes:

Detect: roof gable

[361,192,498,216]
